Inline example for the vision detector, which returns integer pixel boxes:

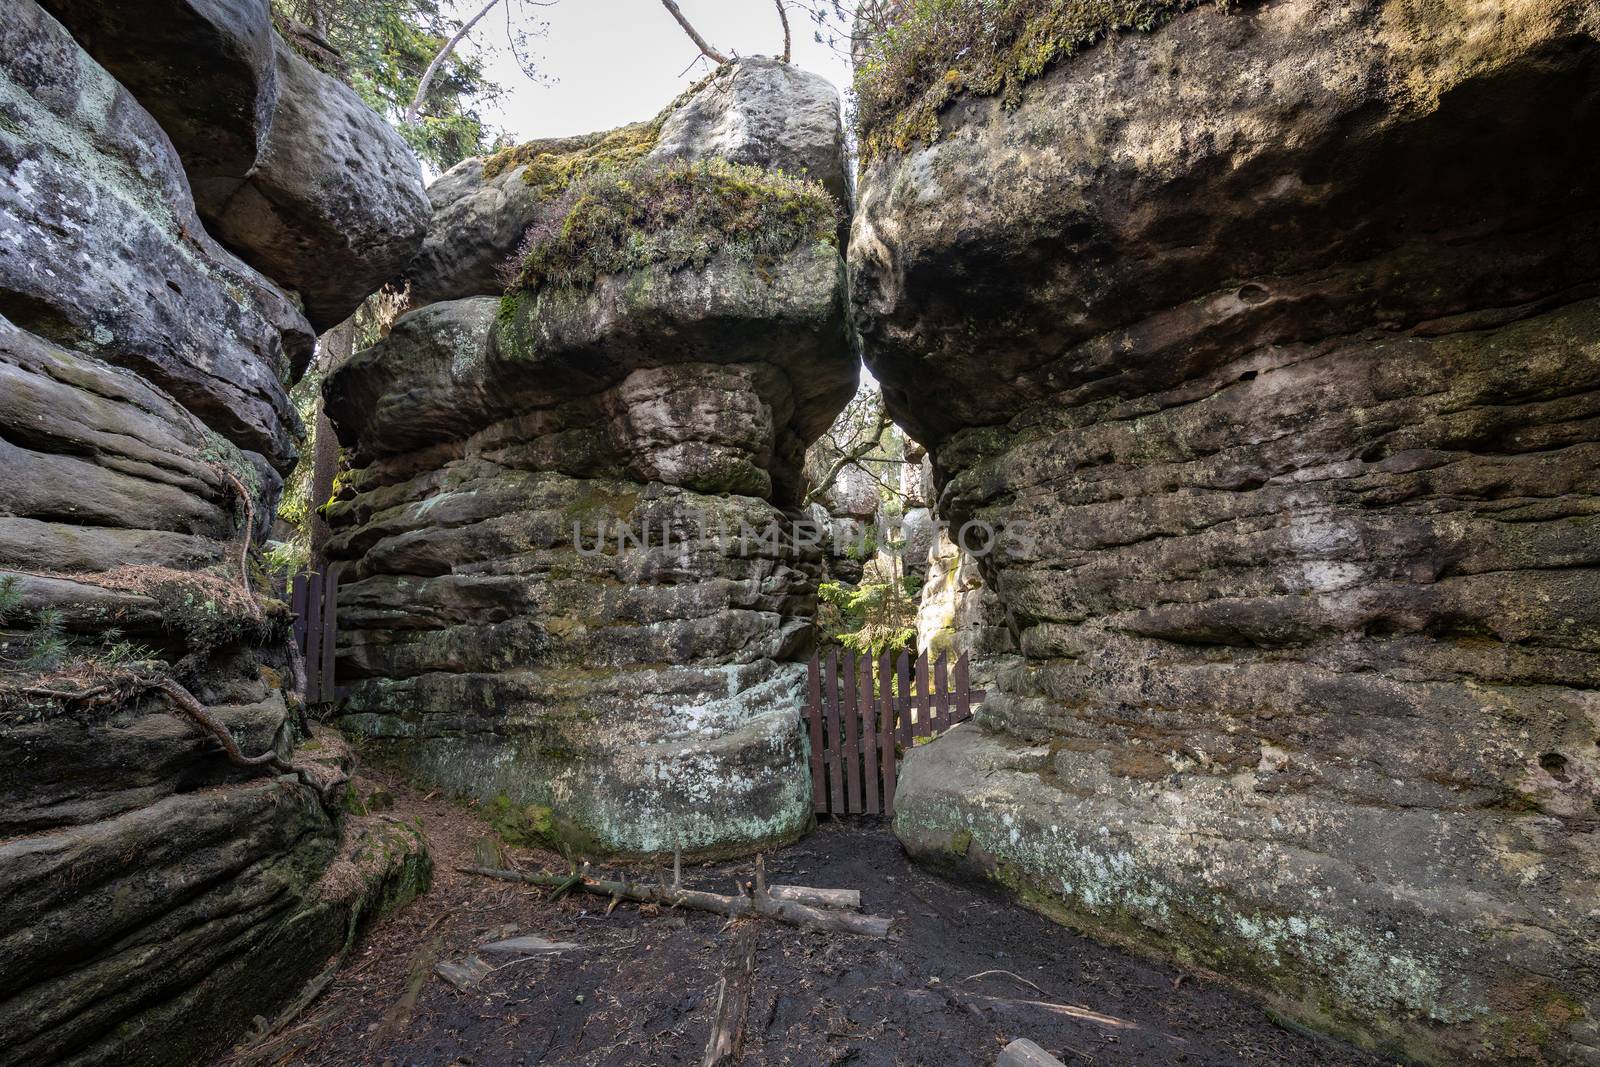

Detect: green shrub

[819,575,923,659]
[503,158,840,294]
[854,0,1216,160]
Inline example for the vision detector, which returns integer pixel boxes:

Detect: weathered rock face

[191,36,431,331]
[0,4,432,1062]
[325,250,854,857]
[406,58,849,308]
[40,0,430,333]
[0,0,309,471]
[650,57,851,209]
[37,0,278,181]
[914,529,1011,660]
[323,67,856,859]
[854,1,1600,1062]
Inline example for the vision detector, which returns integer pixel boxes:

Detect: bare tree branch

[405,0,501,125]
[659,0,729,64]
[802,409,891,508]
[775,0,792,62]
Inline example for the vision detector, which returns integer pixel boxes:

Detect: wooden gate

[802,649,985,816]
[284,566,341,704]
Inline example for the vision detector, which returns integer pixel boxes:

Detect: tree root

[24,671,309,785]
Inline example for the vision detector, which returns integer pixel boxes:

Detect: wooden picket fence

[278,566,342,704]
[801,649,984,816]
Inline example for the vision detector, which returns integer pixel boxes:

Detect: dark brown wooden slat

[304,571,324,704]
[915,651,932,740]
[862,653,881,815]
[321,565,340,702]
[896,651,911,745]
[805,653,826,814]
[933,651,949,736]
[824,650,844,815]
[953,651,971,724]
[880,650,898,815]
[290,574,308,649]
[842,651,862,814]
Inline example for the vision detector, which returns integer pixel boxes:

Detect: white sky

[453,0,854,144]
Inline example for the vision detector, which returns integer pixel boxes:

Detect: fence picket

[842,651,862,813]
[880,650,897,814]
[863,653,882,815]
[806,654,825,814]
[921,652,934,742]
[933,652,949,736]
[896,651,911,745]
[824,650,844,814]
[953,652,971,724]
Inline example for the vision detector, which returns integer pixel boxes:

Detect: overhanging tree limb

[405,0,501,125]
[660,0,729,64]
[802,409,892,508]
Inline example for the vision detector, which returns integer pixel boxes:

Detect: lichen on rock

[854,0,1600,1061]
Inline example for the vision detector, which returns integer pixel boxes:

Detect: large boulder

[0,0,308,471]
[406,57,849,308]
[36,0,277,181]
[853,1,1600,1062]
[192,36,430,331]
[323,71,856,857]
[34,0,431,333]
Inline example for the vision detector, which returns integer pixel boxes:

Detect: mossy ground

[503,157,840,294]
[854,0,1217,160]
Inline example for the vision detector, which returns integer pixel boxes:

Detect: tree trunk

[309,317,356,572]
[405,0,501,125]
[774,0,791,62]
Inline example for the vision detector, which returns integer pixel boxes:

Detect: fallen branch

[964,969,1047,997]
[768,885,860,911]
[703,924,757,1067]
[459,865,892,938]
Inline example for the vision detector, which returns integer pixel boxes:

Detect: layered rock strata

[323,60,857,859]
[852,1,1600,1062]
[0,2,432,1062]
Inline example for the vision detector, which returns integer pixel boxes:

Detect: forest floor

[219,771,1398,1067]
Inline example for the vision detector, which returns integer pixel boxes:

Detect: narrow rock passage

[220,774,1395,1067]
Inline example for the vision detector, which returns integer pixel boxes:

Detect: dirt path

[224,773,1398,1067]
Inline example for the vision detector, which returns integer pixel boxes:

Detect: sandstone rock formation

[406,57,846,308]
[39,1,431,333]
[0,2,432,1062]
[36,0,278,182]
[191,36,431,331]
[0,0,309,471]
[853,1,1600,1062]
[914,529,1011,660]
[322,60,856,859]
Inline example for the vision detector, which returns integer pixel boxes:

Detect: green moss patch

[479,68,722,194]
[854,0,1218,160]
[503,157,840,294]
